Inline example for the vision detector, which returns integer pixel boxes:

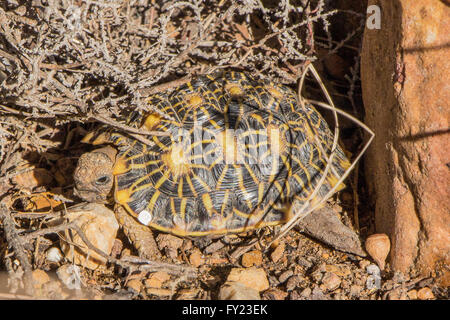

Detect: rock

[189,249,204,267]
[407,289,418,300]
[144,271,171,289]
[324,264,351,277]
[11,168,53,190]
[387,288,408,300]
[156,234,183,260]
[126,279,142,294]
[241,250,263,267]
[286,275,301,291]
[208,252,228,265]
[270,241,285,263]
[349,284,362,297]
[278,270,294,284]
[300,287,311,298]
[204,241,224,254]
[56,264,82,290]
[45,247,64,264]
[60,203,119,269]
[311,286,328,300]
[289,290,301,300]
[417,287,434,300]
[32,269,50,289]
[362,0,450,285]
[359,259,371,269]
[321,272,341,291]
[296,257,313,269]
[365,234,390,270]
[262,288,288,300]
[226,267,269,292]
[298,206,366,256]
[218,281,261,300]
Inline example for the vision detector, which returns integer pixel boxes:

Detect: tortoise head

[74,146,117,203]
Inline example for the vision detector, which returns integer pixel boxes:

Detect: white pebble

[46,247,64,263]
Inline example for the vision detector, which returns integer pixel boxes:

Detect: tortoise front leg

[114,205,162,260]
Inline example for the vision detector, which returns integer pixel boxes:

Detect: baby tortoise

[74,71,350,259]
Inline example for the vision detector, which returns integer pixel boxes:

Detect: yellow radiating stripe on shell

[170,198,176,217]
[129,167,160,191]
[185,175,197,197]
[258,183,265,204]
[180,197,187,220]
[154,173,168,189]
[178,177,184,198]
[202,193,214,216]
[147,190,161,211]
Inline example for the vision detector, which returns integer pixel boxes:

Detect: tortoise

[73,71,350,259]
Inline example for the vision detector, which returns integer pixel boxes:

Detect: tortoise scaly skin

[74,71,350,241]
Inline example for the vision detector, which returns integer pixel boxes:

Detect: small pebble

[417,287,434,300]
[350,284,362,297]
[289,290,301,300]
[241,250,263,267]
[296,257,313,269]
[300,287,312,298]
[56,264,82,290]
[157,234,183,259]
[286,275,301,291]
[278,270,293,284]
[311,286,328,300]
[15,6,27,16]
[127,279,142,294]
[46,247,64,263]
[144,271,171,289]
[365,233,390,270]
[270,241,285,263]
[359,259,371,269]
[407,289,418,300]
[387,288,407,300]
[321,272,341,291]
[204,241,225,254]
[226,267,269,292]
[189,249,204,267]
[218,281,260,300]
[263,288,288,300]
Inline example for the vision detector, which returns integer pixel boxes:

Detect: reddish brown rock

[361,0,450,285]
[241,250,263,267]
[11,168,53,190]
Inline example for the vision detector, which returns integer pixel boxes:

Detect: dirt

[0,0,447,300]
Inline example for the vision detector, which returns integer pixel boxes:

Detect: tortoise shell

[82,71,350,236]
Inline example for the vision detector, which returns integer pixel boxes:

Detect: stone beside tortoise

[73,71,350,259]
